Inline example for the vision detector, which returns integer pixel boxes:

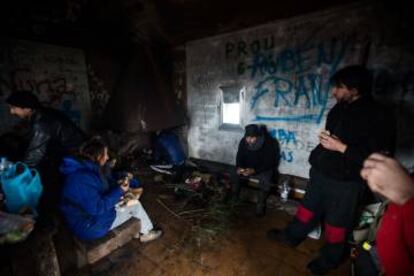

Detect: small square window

[222,102,240,124]
[220,85,243,129]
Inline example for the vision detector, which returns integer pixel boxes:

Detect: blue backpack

[155,132,186,166]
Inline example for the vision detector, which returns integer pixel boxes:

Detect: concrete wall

[0,39,91,133]
[186,2,414,178]
[103,45,187,133]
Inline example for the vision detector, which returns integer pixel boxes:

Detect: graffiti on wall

[218,31,364,168]
[224,34,356,124]
[0,68,77,104]
[0,39,90,132]
[87,64,110,119]
[186,4,378,177]
[268,127,317,164]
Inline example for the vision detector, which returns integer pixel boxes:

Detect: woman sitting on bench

[59,136,162,242]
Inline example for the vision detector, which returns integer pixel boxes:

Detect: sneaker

[266,228,298,247]
[307,225,322,240]
[150,165,172,175]
[139,229,162,243]
[152,164,173,169]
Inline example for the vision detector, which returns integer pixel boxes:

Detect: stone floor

[71,181,350,276]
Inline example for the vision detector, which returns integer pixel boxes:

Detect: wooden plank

[74,218,140,266]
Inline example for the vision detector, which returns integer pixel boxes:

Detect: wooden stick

[178,209,207,216]
[156,198,182,219]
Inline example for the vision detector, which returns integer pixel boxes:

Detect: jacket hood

[60,156,99,175]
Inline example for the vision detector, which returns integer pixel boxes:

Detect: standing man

[233,124,279,217]
[267,65,395,274]
[6,91,85,211]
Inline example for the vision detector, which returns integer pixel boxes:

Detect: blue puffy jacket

[59,157,124,241]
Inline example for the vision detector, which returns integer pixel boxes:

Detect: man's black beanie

[6,91,41,109]
[244,124,261,137]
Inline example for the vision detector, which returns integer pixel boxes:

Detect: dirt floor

[72,172,351,276]
[0,162,352,276]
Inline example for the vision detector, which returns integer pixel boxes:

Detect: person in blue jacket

[59,136,162,242]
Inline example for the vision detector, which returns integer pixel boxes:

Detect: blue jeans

[110,201,153,235]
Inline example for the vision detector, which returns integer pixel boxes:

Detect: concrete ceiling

[1,0,365,46]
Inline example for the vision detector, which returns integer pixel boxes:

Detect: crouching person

[233,124,279,217]
[59,136,162,242]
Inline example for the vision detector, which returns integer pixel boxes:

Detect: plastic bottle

[280,177,291,202]
[0,157,13,177]
[0,157,7,172]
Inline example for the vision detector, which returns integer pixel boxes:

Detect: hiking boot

[139,230,162,243]
[266,228,298,247]
[307,258,336,275]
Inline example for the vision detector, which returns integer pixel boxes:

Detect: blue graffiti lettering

[250,85,269,109]
[294,75,310,107]
[269,128,297,145]
[251,76,293,109]
[317,37,349,75]
[281,49,296,73]
[240,37,348,79]
[255,114,318,123]
[281,150,294,163]
[251,74,328,110]
[296,42,313,73]
[308,74,323,106]
[246,53,279,78]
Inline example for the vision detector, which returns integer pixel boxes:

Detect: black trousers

[285,168,365,267]
[234,170,274,192]
[37,157,62,219]
[233,170,275,211]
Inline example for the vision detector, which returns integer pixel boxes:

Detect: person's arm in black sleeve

[23,123,51,167]
[236,140,245,168]
[382,107,397,156]
[309,105,337,165]
[344,109,396,168]
[255,139,279,174]
[343,139,375,168]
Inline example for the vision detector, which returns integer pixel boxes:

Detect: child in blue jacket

[59,136,162,242]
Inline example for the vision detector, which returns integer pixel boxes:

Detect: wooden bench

[244,175,307,201]
[73,218,140,268]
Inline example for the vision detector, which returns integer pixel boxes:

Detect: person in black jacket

[6,91,85,212]
[6,91,85,168]
[267,65,395,275]
[233,124,280,216]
